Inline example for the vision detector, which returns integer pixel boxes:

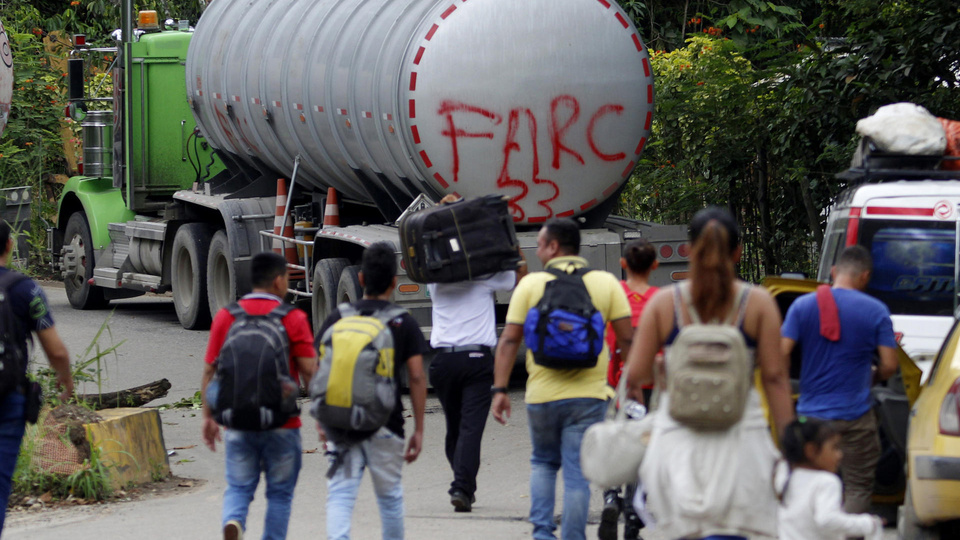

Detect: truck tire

[62,212,108,309]
[337,265,362,305]
[899,484,939,539]
[311,258,349,330]
[206,230,236,317]
[172,223,214,330]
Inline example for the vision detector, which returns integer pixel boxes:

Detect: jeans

[223,428,302,540]
[527,398,606,540]
[327,427,405,540]
[0,392,26,536]
[428,349,493,497]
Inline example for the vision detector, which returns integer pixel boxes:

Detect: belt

[434,345,493,355]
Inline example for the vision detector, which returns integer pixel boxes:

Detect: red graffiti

[431,95,631,221]
[550,95,585,169]
[587,104,626,162]
[438,100,503,184]
[497,109,558,221]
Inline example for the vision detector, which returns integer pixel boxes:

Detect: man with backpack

[491,218,634,540]
[201,252,316,540]
[0,220,73,536]
[311,241,427,540]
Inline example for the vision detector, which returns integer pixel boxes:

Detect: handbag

[580,371,653,488]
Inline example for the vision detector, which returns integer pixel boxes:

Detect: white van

[819,178,960,378]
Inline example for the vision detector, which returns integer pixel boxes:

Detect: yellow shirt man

[505,255,631,403]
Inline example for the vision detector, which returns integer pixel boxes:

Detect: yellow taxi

[900,319,960,538]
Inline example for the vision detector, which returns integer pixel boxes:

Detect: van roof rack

[837,137,960,183]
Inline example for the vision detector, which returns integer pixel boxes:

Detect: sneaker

[223,520,243,540]
[450,489,472,513]
[599,492,620,540]
[623,512,644,540]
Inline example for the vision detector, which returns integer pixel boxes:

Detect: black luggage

[399,195,521,283]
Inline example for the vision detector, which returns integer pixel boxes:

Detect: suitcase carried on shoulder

[399,195,521,283]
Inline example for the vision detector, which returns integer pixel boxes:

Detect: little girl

[778,417,884,540]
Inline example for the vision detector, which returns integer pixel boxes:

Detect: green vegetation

[617,0,960,278]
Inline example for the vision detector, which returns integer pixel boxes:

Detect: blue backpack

[523,267,605,369]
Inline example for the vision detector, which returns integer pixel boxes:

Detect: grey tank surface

[185,0,654,224]
[1,19,12,138]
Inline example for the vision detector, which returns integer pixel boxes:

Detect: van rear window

[860,219,955,316]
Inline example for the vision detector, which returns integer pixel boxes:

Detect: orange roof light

[137,10,160,31]
[397,284,421,294]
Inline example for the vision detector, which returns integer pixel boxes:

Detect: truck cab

[818,149,960,380]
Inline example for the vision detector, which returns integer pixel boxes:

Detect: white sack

[856,102,946,155]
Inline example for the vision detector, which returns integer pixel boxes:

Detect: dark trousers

[428,349,494,497]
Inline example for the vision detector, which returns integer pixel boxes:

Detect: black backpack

[0,271,29,398]
[523,267,606,369]
[209,302,300,430]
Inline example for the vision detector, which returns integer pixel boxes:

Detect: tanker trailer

[50,0,689,332]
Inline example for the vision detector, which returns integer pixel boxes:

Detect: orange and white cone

[273,178,302,278]
[323,187,340,227]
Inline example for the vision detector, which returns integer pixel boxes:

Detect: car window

[859,218,956,316]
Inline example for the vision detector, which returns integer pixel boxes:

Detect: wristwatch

[490,386,508,395]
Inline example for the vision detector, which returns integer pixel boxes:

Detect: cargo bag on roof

[399,195,520,283]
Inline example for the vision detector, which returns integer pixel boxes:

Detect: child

[778,417,884,540]
[599,239,658,540]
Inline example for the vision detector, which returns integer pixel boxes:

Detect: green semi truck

[49,0,688,333]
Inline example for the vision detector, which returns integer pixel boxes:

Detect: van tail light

[845,207,861,247]
[939,377,960,436]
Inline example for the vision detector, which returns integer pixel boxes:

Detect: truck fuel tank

[185,0,654,224]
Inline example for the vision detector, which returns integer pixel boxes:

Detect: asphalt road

[4,284,898,539]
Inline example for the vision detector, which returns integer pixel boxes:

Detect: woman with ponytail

[623,206,794,540]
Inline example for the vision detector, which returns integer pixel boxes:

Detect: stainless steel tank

[0,19,12,139]
[82,110,114,178]
[185,0,655,224]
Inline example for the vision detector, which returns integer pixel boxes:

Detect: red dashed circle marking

[615,13,629,28]
[644,111,652,130]
[414,47,426,65]
[426,24,440,41]
[603,182,619,197]
[557,210,575,218]
[621,161,635,178]
[409,72,418,91]
[635,137,646,155]
[597,0,611,8]
[419,150,433,168]
[440,4,457,19]
[580,199,598,211]
[408,99,416,118]
[528,216,548,224]
[411,125,421,144]
[433,172,449,188]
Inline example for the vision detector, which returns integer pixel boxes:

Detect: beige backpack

[667,282,751,430]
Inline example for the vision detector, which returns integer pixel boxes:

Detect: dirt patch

[47,404,102,462]
[7,475,204,512]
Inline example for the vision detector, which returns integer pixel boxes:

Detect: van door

[857,198,960,377]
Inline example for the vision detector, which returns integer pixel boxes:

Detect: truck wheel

[311,258,349,330]
[337,265,362,304]
[206,230,236,317]
[62,212,108,309]
[172,223,214,330]
[899,484,940,539]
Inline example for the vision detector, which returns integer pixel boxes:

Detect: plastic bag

[856,103,946,155]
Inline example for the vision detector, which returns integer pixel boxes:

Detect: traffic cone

[323,187,340,227]
[273,178,303,278]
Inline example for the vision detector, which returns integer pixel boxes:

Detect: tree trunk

[77,379,172,410]
[797,177,824,249]
[757,148,775,274]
